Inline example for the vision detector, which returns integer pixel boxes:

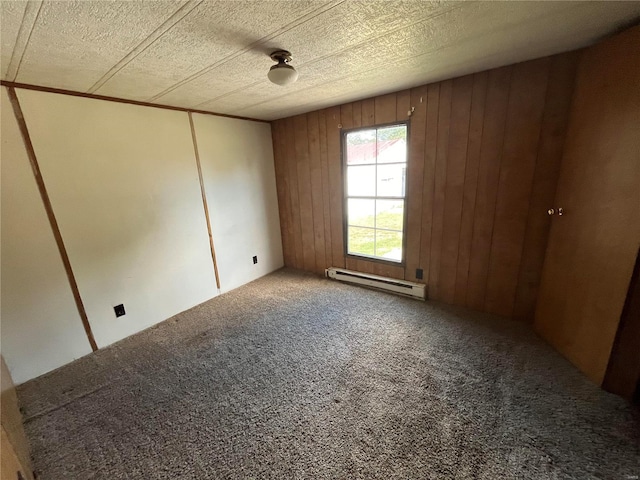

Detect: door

[534,26,640,385]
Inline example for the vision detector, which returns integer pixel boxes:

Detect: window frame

[341,120,410,266]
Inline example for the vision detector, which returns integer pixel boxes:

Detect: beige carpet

[17,268,640,479]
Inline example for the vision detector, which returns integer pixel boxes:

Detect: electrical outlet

[253,255,258,264]
[114,304,126,318]
[416,268,424,280]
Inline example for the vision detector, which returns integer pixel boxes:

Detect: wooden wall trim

[6,87,99,351]
[0,80,269,124]
[1,426,32,480]
[188,112,221,290]
[1,356,34,480]
[271,52,579,321]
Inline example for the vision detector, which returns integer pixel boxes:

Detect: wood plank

[375,93,397,124]
[513,52,579,321]
[372,261,404,280]
[362,98,375,127]
[318,109,333,271]
[438,75,474,304]
[484,58,550,317]
[345,257,358,272]
[419,84,440,285]
[326,106,345,268]
[345,257,375,275]
[454,72,489,304]
[427,79,452,301]
[404,86,428,282]
[465,66,512,310]
[307,111,326,275]
[294,114,316,272]
[356,259,376,275]
[396,89,411,122]
[285,116,304,269]
[271,120,295,267]
[340,103,354,130]
[340,103,354,268]
[280,120,297,268]
[352,101,363,128]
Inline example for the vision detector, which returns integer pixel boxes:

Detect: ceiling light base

[268,50,298,86]
[270,50,293,63]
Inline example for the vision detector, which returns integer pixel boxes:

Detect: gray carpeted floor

[17,268,640,479]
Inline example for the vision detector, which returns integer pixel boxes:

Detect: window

[344,124,407,263]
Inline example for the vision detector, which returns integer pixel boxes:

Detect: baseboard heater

[325,267,426,300]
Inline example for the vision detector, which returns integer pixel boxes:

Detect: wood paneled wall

[271,52,579,320]
[535,26,640,385]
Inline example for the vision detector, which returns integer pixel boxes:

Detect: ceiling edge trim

[0,81,269,124]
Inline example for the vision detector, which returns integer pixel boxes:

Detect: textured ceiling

[2,1,639,120]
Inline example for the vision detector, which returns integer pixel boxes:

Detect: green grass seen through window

[348,210,403,259]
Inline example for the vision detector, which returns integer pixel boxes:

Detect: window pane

[377,126,407,164]
[347,165,376,197]
[348,199,375,227]
[375,230,403,261]
[348,226,375,257]
[344,124,407,264]
[376,200,404,231]
[346,129,376,165]
[377,163,406,197]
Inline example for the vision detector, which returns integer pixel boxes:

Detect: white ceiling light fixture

[268,50,299,86]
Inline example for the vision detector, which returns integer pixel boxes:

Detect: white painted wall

[192,114,283,292]
[1,90,283,384]
[1,87,93,384]
[17,90,217,349]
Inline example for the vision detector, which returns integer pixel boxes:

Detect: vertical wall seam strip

[6,87,98,352]
[188,112,221,290]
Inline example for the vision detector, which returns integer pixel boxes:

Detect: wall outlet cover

[114,304,126,317]
[253,256,258,264]
[416,268,424,280]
